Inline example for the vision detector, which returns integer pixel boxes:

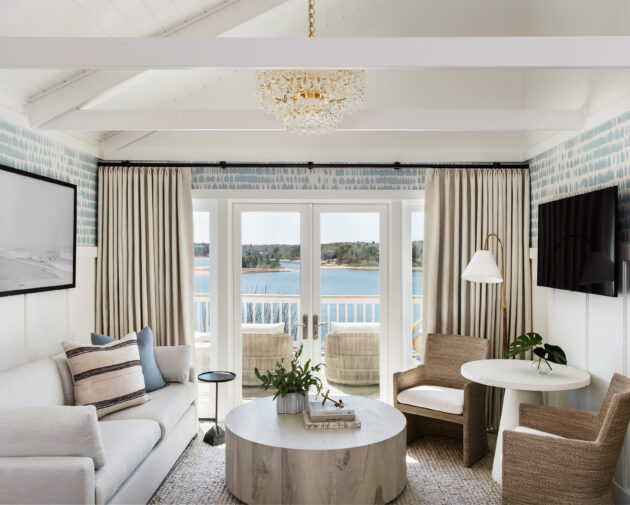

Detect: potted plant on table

[254,345,323,414]
[505,332,567,374]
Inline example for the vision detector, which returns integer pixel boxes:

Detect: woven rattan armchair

[242,333,293,386]
[325,332,380,386]
[394,333,489,467]
[502,373,630,505]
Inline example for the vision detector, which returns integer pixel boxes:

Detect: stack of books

[303,401,361,430]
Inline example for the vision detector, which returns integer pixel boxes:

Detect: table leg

[492,388,543,484]
[203,382,226,446]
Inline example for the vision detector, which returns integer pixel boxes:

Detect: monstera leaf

[533,344,567,365]
[505,332,543,358]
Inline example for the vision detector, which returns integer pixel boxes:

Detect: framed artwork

[0,164,77,297]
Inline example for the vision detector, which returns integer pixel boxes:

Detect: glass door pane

[193,209,212,416]
[411,211,424,365]
[240,211,304,400]
[316,211,381,399]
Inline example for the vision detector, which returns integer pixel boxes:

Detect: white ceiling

[1,0,630,161]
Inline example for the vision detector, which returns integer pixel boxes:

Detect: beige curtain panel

[96,165,194,347]
[422,168,532,430]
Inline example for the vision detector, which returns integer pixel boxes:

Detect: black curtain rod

[98,161,529,170]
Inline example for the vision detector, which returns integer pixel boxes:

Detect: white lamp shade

[461,250,503,283]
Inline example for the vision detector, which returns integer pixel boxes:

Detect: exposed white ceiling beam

[6,37,630,70]
[40,108,585,132]
[27,0,291,128]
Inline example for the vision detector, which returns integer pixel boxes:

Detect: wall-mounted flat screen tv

[0,164,76,297]
[537,186,617,297]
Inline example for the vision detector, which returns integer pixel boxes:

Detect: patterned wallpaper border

[0,120,98,246]
[191,165,425,191]
[530,110,630,246]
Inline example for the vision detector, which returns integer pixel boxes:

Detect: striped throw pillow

[61,333,149,418]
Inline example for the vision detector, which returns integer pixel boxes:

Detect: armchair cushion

[397,385,464,415]
[0,406,106,469]
[242,322,285,334]
[515,426,564,439]
[330,322,379,334]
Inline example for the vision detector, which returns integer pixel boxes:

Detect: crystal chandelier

[255,0,365,135]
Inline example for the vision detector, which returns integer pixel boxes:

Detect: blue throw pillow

[91,326,166,393]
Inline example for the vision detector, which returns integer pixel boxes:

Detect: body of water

[193,259,423,296]
[193,259,423,335]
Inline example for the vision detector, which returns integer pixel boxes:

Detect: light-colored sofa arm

[0,406,105,469]
[0,456,95,505]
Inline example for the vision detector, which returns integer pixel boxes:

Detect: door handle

[296,314,309,339]
[313,314,328,340]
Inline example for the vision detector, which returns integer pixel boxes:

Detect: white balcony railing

[194,293,422,340]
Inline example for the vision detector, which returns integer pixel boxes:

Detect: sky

[0,170,74,250]
[194,210,424,245]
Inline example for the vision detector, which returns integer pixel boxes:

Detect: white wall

[531,246,630,502]
[0,247,96,372]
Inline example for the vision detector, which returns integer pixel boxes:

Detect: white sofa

[0,347,198,505]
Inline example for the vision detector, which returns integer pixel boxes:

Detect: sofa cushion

[95,419,161,505]
[515,426,564,438]
[92,327,167,393]
[0,358,64,409]
[154,345,192,383]
[62,333,150,418]
[100,382,196,440]
[397,385,465,415]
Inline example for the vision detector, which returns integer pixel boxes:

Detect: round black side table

[198,371,236,446]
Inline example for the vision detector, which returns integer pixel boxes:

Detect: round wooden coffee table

[225,395,406,505]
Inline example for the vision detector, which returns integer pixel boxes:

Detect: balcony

[194,292,422,346]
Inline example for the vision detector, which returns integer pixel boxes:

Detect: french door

[233,203,388,403]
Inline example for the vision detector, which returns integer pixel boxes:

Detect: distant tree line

[197,240,423,268]
[242,251,280,269]
[412,240,423,268]
[194,243,209,257]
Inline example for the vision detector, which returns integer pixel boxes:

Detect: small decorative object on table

[255,345,322,414]
[505,332,567,375]
[305,394,361,430]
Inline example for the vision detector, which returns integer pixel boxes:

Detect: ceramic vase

[276,392,307,414]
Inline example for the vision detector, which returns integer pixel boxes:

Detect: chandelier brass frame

[255,0,366,135]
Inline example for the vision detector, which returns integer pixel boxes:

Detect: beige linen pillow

[61,332,149,418]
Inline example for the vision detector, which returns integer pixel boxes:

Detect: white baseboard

[614,481,630,504]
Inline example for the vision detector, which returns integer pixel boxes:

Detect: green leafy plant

[254,345,323,399]
[505,332,567,371]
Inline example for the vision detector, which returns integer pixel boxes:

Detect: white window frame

[193,188,423,416]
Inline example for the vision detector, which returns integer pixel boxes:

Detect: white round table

[461,359,590,484]
[224,396,407,505]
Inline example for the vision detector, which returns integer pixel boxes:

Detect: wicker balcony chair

[325,332,380,386]
[242,333,293,386]
[394,333,489,467]
[502,373,630,505]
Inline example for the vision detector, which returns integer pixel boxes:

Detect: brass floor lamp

[461,233,508,354]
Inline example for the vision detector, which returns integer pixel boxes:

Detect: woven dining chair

[503,373,630,505]
[394,333,489,467]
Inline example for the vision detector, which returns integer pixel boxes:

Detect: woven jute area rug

[150,429,500,505]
